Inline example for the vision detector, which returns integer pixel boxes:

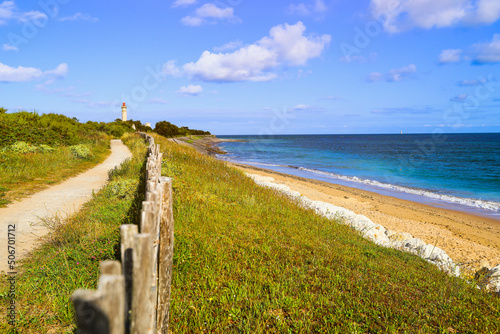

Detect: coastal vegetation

[0,111,120,207]
[154,120,211,138]
[1,115,499,332]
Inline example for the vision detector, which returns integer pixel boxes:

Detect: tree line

[153,121,211,138]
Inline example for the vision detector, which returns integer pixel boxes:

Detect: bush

[37,144,56,153]
[104,124,130,138]
[70,144,93,159]
[0,111,110,147]
[104,178,139,199]
[6,141,38,154]
[1,142,57,154]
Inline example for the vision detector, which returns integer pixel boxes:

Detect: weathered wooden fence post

[131,233,154,334]
[156,177,174,334]
[98,274,125,334]
[121,224,138,331]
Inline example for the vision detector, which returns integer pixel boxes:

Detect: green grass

[0,133,147,333]
[0,138,111,207]
[153,133,500,333]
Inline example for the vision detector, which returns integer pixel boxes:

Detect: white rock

[362,225,391,245]
[402,238,427,251]
[484,264,500,294]
[385,230,413,241]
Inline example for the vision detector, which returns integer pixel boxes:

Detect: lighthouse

[121,102,127,122]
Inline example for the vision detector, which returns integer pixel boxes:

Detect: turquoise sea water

[217,133,500,219]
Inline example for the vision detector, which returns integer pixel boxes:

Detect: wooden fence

[71,133,174,334]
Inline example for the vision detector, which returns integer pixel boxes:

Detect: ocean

[217,133,500,220]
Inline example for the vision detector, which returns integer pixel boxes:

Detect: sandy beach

[171,136,500,274]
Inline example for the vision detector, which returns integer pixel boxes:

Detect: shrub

[37,144,56,153]
[0,111,109,147]
[70,144,93,159]
[1,142,56,154]
[104,178,139,199]
[7,141,38,154]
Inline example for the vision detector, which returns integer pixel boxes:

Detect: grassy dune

[155,133,500,333]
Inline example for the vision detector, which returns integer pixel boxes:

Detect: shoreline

[173,135,500,272]
[225,161,500,221]
[168,135,242,156]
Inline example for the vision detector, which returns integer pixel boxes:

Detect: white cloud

[367,64,417,82]
[366,72,383,82]
[45,63,69,78]
[2,43,18,51]
[197,3,233,18]
[472,34,500,64]
[213,40,243,52]
[59,13,98,22]
[0,1,15,25]
[185,45,274,82]
[450,94,468,102]
[371,0,500,33]
[177,84,203,96]
[291,104,324,112]
[180,15,204,26]
[161,60,182,77]
[183,22,330,82]
[340,52,378,63]
[71,99,120,109]
[288,3,309,16]
[0,62,68,83]
[147,97,171,104]
[181,3,239,26]
[288,0,327,16]
[260,21,331,66]
[18,10,47,23]
[293,104,313,110]
[457,78,488,86]
[439,49,463,64]
[0,1,47,25]
[172,0,197,8]
[0,64,43,82]
[35,84,76,95]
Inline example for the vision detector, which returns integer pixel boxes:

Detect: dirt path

[0,139,132,273]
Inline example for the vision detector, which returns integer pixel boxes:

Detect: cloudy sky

[1,0,500,134]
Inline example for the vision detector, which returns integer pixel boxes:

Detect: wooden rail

[71,133,174,334]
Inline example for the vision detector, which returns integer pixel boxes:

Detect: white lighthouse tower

[121,102,127,122]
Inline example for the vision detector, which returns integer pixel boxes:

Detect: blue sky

[1,0,500,135]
